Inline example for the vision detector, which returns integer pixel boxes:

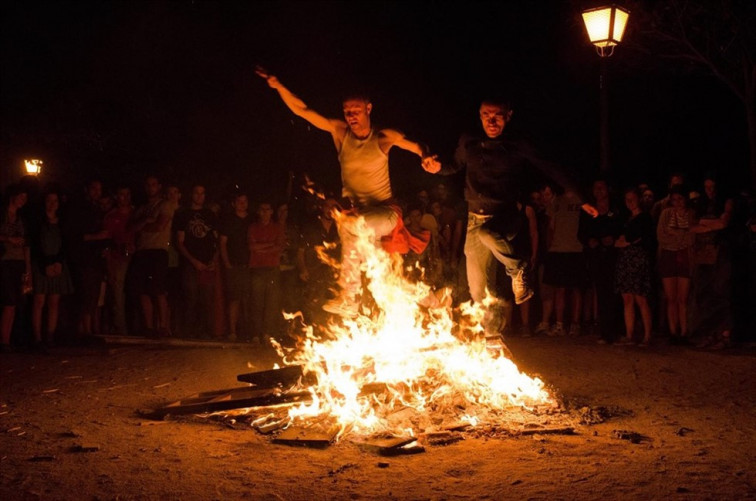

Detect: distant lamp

[24,159,43,175]
[582,5,630,57]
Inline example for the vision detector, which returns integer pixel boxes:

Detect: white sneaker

[549,322,566,337]
[512,269,534,305]
[535,322,550,336]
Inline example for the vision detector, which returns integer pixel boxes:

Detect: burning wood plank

[142,386,312,419]
[272,424,339,448]
[236,365,315,389]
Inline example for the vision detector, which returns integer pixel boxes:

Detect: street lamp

[24,159,43,175]
[581,5,630,172]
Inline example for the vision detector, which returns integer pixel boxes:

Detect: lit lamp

[581,5,630,172]
[582,5,629,57]
[24,159,43,175]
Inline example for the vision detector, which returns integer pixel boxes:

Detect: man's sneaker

[512,269,534,305]
[568,323,581,336]
[548,322,566,337]
[323,296,360,318]
[535,322,550,336]
[520,325,533,338]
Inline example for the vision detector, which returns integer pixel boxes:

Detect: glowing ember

[270,211,554,440]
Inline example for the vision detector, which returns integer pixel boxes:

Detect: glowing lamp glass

[24,159,43,175]
[582,5,629,48]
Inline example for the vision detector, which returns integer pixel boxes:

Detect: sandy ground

[1,334,755,501]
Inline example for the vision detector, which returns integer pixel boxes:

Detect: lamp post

[581,5,630,173]
[24,159,43,176]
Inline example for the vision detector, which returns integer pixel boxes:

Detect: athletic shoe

[512,269,534,305]
[568,323,581,336]
[549,322,566,337]
[534,322,550,336]
[615,337,635,346]
[520,325,533,338]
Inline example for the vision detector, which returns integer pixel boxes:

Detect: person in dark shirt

[219,191,252,341]
[63,179,109,339]
[578,179,623,344]
[614,188,655,346]
[174,184,219,338]
[424,97,597,334]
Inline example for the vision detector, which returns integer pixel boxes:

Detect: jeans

[250,266,281,338]
[465,212,527,303]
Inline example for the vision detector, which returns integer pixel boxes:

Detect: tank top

[338,129,391,205]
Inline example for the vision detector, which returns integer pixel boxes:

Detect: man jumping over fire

[423,97,598,334]
[256,67,434,317]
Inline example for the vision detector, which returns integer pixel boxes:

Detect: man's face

[670,175,684,188]
[258,203,273,221]
[45,193,59,213]
[116,188,131,208]
[87,181,103,202]
[479,103,512,138]
[145,177,161,198]
[704,179,716,199]
[592,181,608,200]
[232,195,248,213]
[191,186,206,207]
[166,186,181,204]
[342,99,372,133]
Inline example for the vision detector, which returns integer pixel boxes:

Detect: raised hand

[421,155,441,174]
[255,65,280,89]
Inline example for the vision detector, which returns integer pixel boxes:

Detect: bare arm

[219,235,231,269]
[176,230,206,271]
[255,67,345,136]
[377,129,429,158]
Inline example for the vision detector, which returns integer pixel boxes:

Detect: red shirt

[247,221,284,268]
[104,207,135,261]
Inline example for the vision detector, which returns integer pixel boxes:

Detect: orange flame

[272,211,554,439]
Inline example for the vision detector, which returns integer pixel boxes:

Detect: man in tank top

[256,67,435,316]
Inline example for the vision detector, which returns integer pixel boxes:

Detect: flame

[271,210,554,439]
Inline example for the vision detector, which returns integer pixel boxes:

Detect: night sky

[1,0,749,202]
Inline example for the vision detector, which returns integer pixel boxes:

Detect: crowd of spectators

[1,171,755,353]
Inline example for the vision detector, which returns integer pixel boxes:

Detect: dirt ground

[1,334,755,501]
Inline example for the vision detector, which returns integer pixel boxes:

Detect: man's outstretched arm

[256,66,344,135]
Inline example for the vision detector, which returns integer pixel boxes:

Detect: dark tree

[632,0,756,189]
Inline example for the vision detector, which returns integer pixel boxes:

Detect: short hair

[480,95,512,112]
[342,90,371,104]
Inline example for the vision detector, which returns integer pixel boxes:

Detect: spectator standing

[690,177,733,349]
[297,197,341,324]
[656,186,698,345]
[174,184,219,339]
[103,186,134,334]
[164,184,182,336]
[129,176,174,337]
[248,201,285,344]
[63,180,109,339]
[0,185,31,352]
[615,188,655,346]
[219,191,252,341]
[578,179,622,344]
[542,190,587,336]
[30,190,73,348]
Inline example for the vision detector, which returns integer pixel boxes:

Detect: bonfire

[265,210,556,442]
